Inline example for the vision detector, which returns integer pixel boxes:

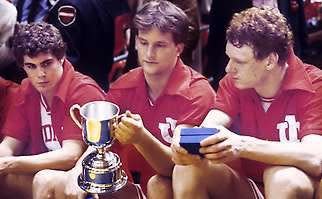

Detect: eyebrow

[24,58,54,66]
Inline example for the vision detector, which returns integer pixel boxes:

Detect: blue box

[179,128,219,155]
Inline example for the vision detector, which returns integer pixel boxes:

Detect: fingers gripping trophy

[70,101,127,194]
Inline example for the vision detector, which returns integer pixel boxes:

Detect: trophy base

[78,170,127,194]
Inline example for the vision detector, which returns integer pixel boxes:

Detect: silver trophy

[70,101,127,194]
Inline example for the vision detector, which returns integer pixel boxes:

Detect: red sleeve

[297,79,322,138]
[2,92,29,142]
[214,75,240,118]
[61,84,106,141]
[0,81,18,138]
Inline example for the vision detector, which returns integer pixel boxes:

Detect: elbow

[60,153,82,170]
[306,158,322,177]
[314,159,322,177]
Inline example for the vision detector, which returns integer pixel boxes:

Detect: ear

[135,37,139,51]
[266,52,279,71]
[176,43,184,56]
[61,56,65,64]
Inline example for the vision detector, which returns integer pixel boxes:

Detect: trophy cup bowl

[70,101,127,194]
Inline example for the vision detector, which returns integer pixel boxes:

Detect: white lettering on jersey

[276,115,300,142]
[158,117,177,143]
[40,95,61,151]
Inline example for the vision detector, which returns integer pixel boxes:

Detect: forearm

[0,145,14,157]
[201,109,231,128]
[69,146,95,174]
[5,146,84,174]
[134,128,173,176]
[240,136,322,177]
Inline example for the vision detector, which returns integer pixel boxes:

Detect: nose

[36,66,46,77]
[146,45,156,59]
[225,60,235,74]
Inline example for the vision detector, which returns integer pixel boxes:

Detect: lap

[0,173,33,199]
[173,160,257,199]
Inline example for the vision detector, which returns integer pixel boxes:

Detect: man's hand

[0,156,15,175]
[63,169,95,199]
[114,110,146,145]
[171,127,202,165]
[199,126,243,163]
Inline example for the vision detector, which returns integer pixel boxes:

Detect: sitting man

[31,1,216,199]
[0,22,105,198]
[171,6,322,199]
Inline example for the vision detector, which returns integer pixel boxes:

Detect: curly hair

[226,7,293,65]
[12,22,66,66]
[133,0,189,45]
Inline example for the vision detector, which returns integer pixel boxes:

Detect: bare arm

[115,111,175,176]
[0,136,25,157]
[0,140,86,174]
[199,109,322,177]
[235,134,322,177]
[200,109,232,128]
[134,124,197,177]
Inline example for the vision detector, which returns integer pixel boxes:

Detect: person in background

[0,0,26,83]
[0,22,105,198]
[171,6,322,199]
[278,0,308,58]
[13,0,50,22]
[31,1,216,198]
[204,0,252,90]
[46,0,131,90]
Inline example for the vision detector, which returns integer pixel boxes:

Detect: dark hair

[12,22,66,66]
[133,0,189,44]
[226,7,293,65]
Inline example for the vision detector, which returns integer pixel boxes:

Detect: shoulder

[68,71,105,94]
[109,67,143,90]
[176,67,216,102]
[304,64,322,89]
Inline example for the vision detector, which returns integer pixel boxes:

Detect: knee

[33,170,56,199]
[33,169,54,188]
[147,175,172,199]
[264,166,314,199]
[317,180,322,199]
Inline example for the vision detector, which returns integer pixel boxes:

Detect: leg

[173,160,255,199]
[316,179,322,199]
[263,166,315,199]
[147,175,172,199]
[0,173,33,199]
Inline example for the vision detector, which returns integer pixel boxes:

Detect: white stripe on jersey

[40,94,61,151]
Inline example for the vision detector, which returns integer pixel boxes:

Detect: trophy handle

[70,104,82,128]
[110,113,126,138]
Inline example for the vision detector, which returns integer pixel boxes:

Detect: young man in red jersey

[171,6,322,199]
[32,1,216,199]
[0,22,105,198]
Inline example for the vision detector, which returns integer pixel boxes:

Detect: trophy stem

[96,147,106,159]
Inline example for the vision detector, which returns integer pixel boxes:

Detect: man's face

[136,28,183,76]
[225,42,269,90]
[22,52,63,96]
